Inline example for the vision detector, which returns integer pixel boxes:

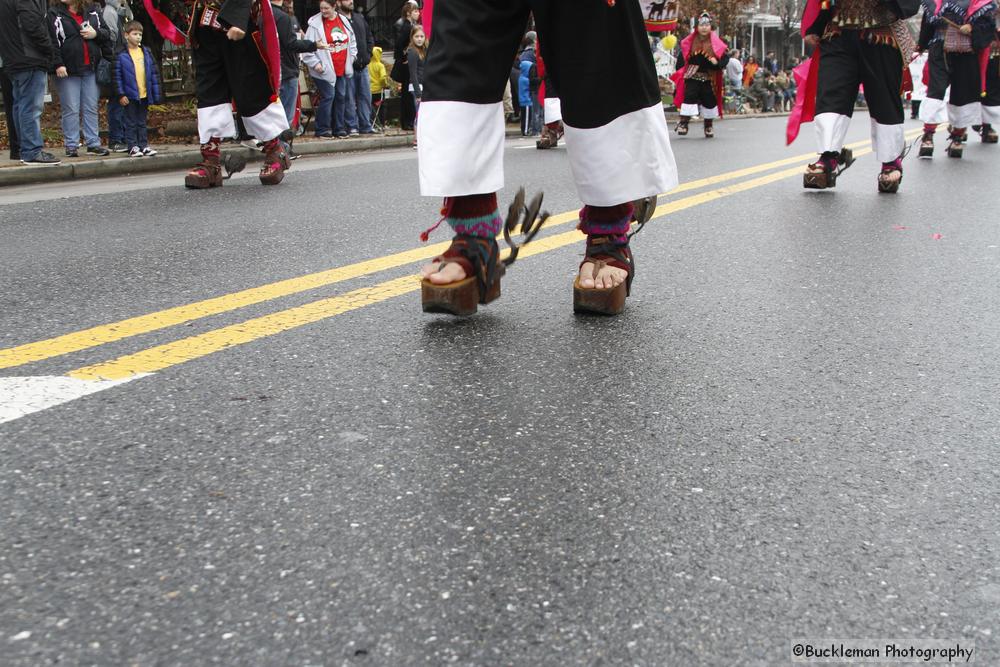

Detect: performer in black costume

[916,0,997,158]
[794,0,920,192]
[183,0,291,187]
[417,0,678,316]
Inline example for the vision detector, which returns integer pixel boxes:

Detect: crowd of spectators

[0,0,168,164]
[1,0,824,168]
[0,0,410,165]
[719,48,800,114]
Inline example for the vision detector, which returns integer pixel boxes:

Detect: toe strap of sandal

[434,235,501,296]
[880,158,903,176]
[581,236,634,291]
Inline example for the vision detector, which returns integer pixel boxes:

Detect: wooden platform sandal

[573,195,657,316]
[421,189,548,316]
[981,124,999,144]
[803,148,855,189]
[877,158,903,194]
[946,129,965,158]
[918,132,935,158]
[184,146,247,189]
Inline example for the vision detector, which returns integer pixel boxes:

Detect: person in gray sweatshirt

[102,0,132,151]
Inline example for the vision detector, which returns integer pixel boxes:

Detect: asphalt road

[1,113,999,666]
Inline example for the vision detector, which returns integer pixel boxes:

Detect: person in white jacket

[302,0,357,137]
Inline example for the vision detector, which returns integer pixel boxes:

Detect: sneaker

[109,142,128,153]
[316,131,333,138]
[128,146,142,157]
[65,148,79,158]
[87,145,110,156]
[348,129,359,136]
[142,147,157,156]
[21,151,62,165]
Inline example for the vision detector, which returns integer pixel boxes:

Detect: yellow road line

[70,131,927,382]
[5,131,918,373]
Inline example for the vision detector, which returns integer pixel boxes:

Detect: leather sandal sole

[573,277,627,316]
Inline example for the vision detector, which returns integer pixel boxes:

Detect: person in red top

[325,11,348,75]
[46,0,111,157]
[320,0,357,136]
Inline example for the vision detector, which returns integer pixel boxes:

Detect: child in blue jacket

[114,22,163,157]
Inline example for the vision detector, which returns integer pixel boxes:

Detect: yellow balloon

[660,34,677,51]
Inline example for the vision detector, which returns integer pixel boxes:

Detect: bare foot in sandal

[879,170,901,187]
[420,260,468,284]
[578,260,628,290]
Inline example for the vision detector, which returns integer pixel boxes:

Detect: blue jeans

[530,94,543,135]
[352,68,373,132]
[123,99,149,149]
[334,74,357,135]
[8,68,47,161]
[55,71,101,150]
[312,77,334,135]
[279,77,298,125]
[107,96,126,145]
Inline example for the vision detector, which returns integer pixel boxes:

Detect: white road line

[0,374,149,425]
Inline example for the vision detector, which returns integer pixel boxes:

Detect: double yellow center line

[1,130,924,381]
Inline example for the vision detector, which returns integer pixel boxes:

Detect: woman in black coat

[47,0,111,156]
[393,1,419,131]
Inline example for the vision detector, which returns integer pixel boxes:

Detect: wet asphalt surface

[1,114,999,666]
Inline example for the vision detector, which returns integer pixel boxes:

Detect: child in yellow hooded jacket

[369,46,392,99]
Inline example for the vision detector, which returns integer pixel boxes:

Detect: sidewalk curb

[0,133,421,188]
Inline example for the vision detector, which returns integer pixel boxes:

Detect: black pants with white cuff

[417,0,677,206]
[919,42,984,130]
[193,26,288,144]
[814,30,905,163]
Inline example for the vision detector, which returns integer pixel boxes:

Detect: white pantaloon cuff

[982,104,1000,125]
[418,101,505,197]
[563,103,679,206]
[948,101,981,129]
[242,101,289,142]
[870,119,904,163]
[544,97,562,124]
[919,96,948,125]
[814,112,851,154]
[197,104,237,144]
